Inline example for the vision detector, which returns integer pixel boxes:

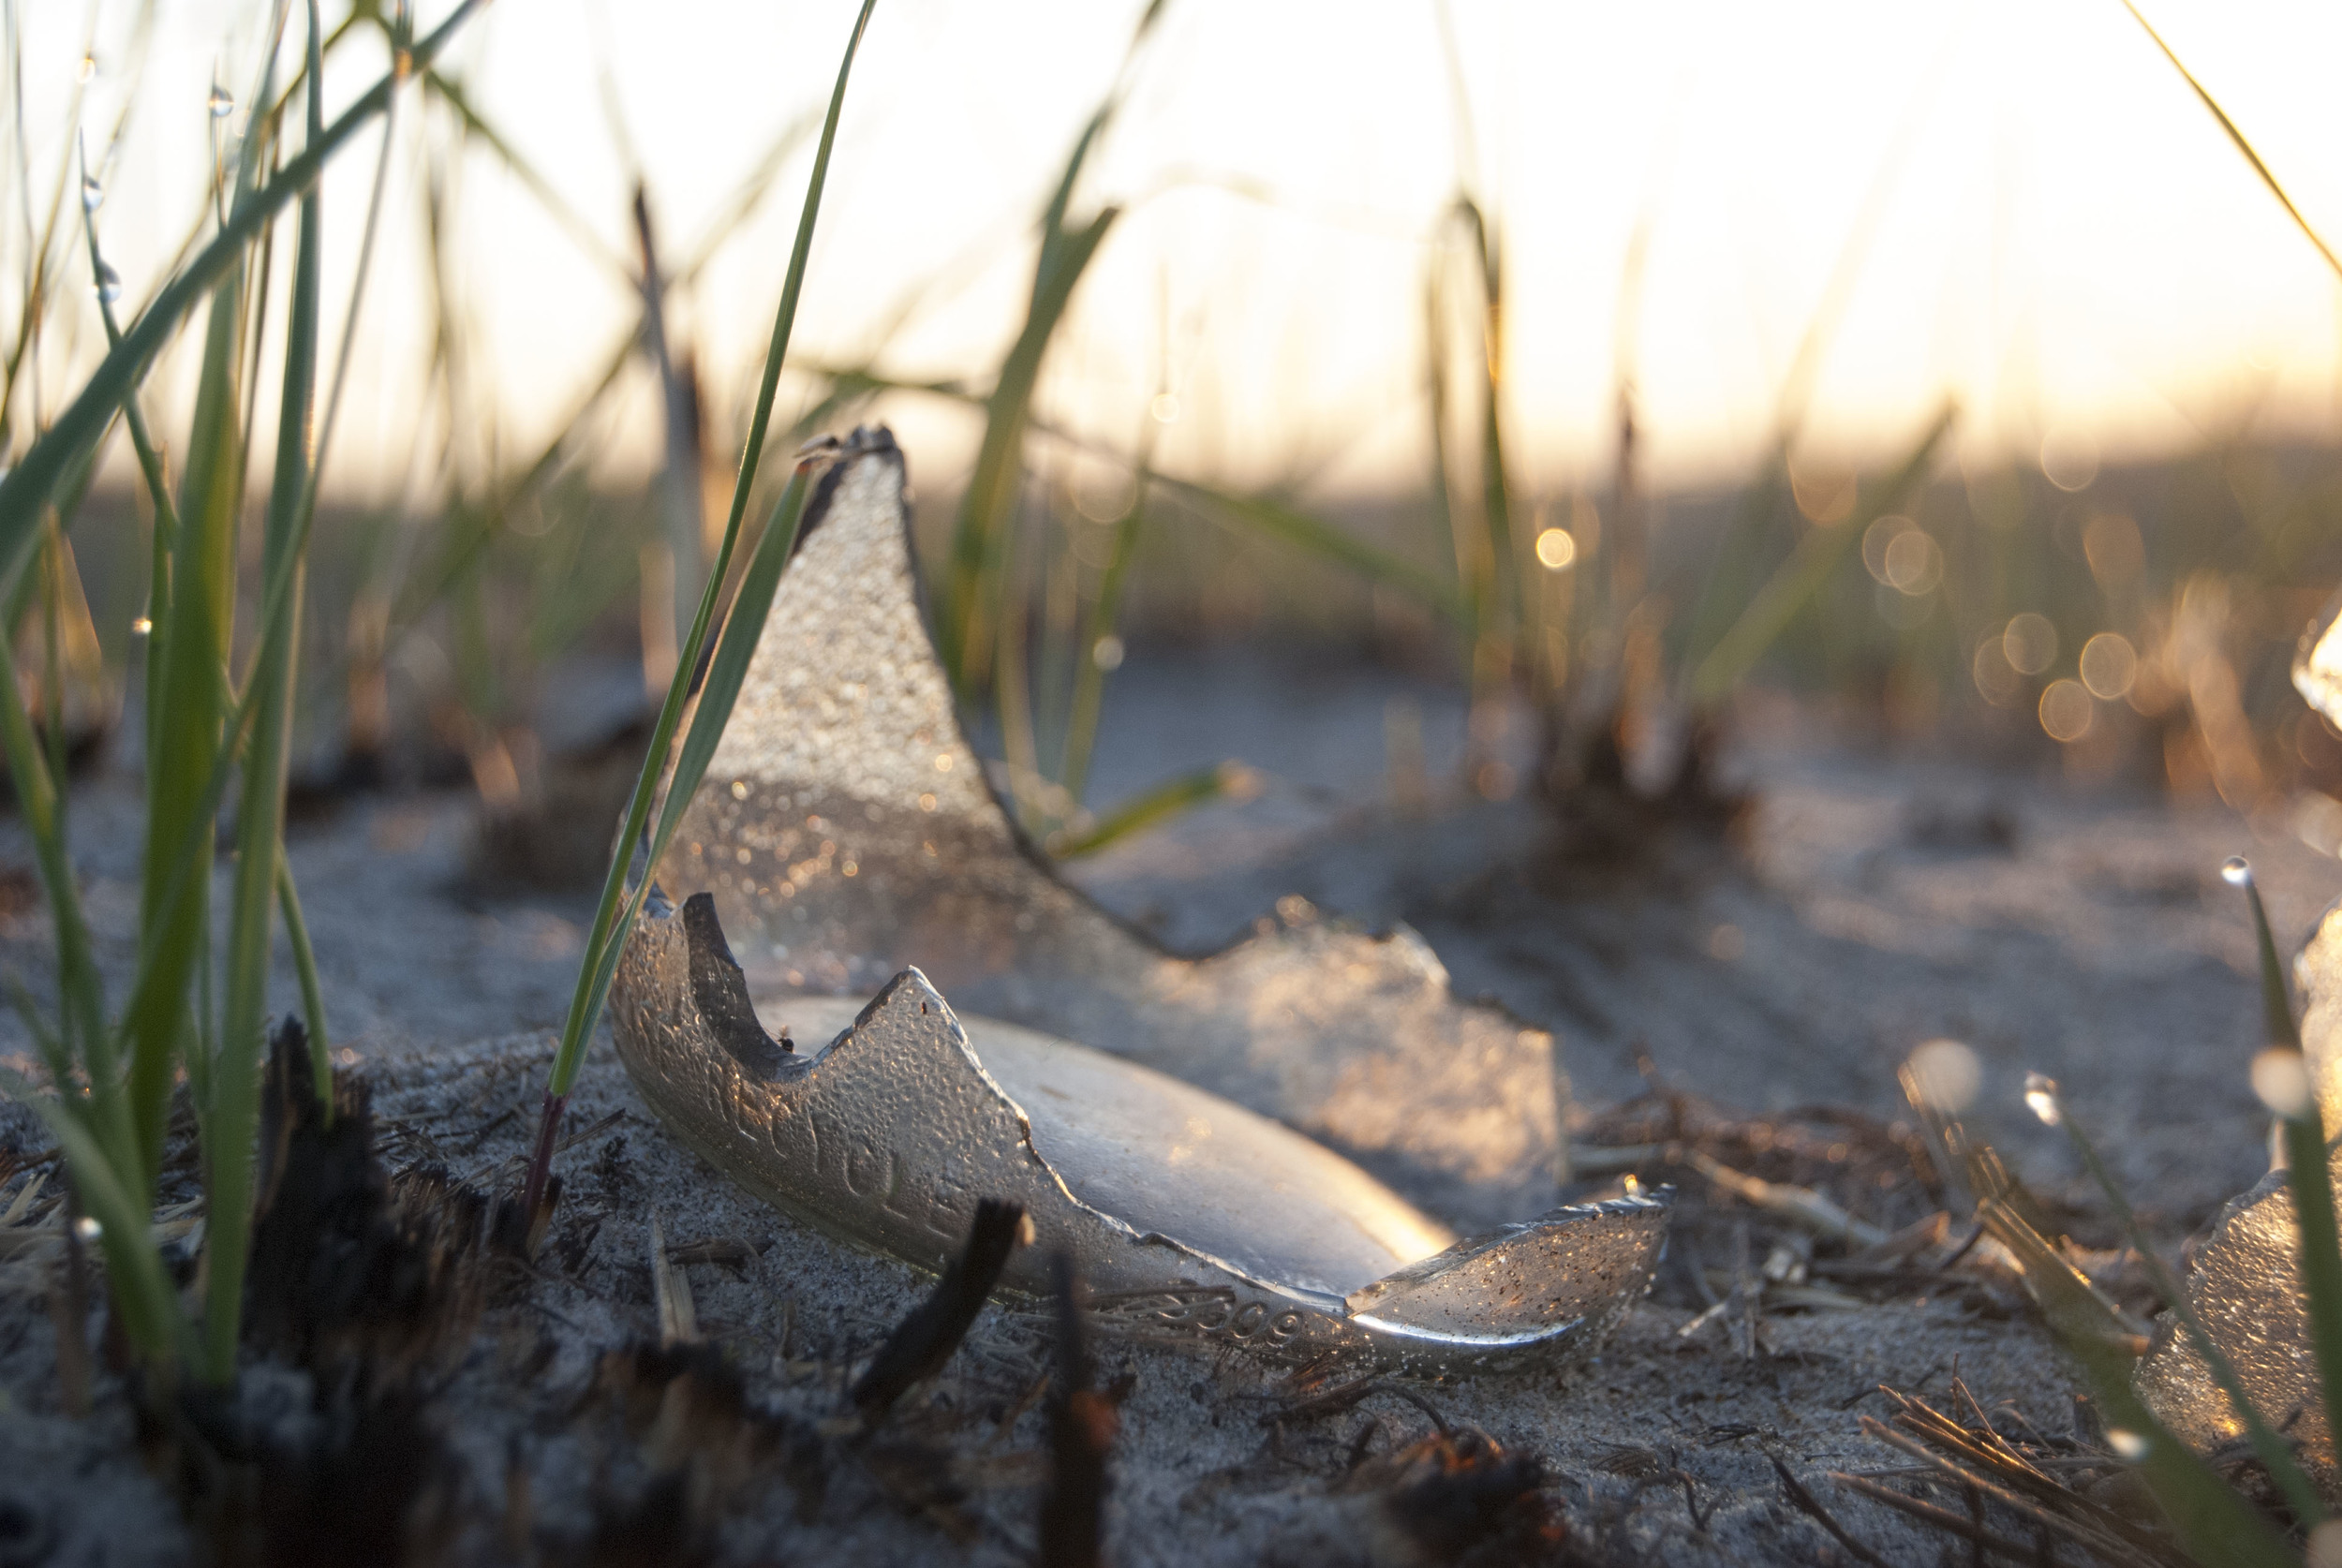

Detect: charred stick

[850,1198,1026,1422]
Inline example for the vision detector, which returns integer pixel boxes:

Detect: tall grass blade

[205,0,327,1375]
[1047,762,1249,860]
[1060,460,1149,806]
[0,0,485,597]
[525,0,880,1218]
[1982,1194,2298,1564]
[1687,401,1956,705]
[0,1064,183,1363]
[2233,866,2342,1488]
[2031,1079,2326,1524]
[936,0,1168,690]
[2116,0,2342,283]
[1159,477,1469,624]
[126,163,255,1189]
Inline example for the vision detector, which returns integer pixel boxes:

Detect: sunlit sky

[19,0,2342,502]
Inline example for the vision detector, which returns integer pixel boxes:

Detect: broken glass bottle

[608,427,1670,1371]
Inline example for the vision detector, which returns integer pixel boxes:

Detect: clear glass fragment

[608,427,1670,1370]
[2133,898,2342,1496]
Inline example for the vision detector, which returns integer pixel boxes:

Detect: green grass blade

[1687,401,1956,705]
[541,0,878,1110]
[204,0,328,1378]
[1158,477,1470,624]
[936,192,1117,690]
[1060,461,1150,806]
[1046,762,1250,860]
[79,154,181,769]
[550,458,815,1108]
[275,859,332,1096]
[0,1066,184,1364]
[1982,1195,2298,1567]
[0,607,115,1147]
[0,0,485,599]
[2231,864,2342,1495]
[2036,1081,2327,1525]
[2116,0,2342,283]
[417,65,630,280]
[126,232,249,1191]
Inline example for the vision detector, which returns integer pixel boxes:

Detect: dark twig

[849,1198,1026,1423]
[1040,1251,1115,1568]
[1770,1453,1892,1568]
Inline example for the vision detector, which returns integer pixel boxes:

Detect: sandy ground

[2,653,2336,1562]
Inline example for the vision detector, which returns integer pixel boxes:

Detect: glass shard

[608,426,1672,1369]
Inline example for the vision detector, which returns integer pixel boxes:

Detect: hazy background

[19,0,2342,506]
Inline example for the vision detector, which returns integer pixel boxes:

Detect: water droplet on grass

[2104,1427,2149,1461]
[208,84,234,118]
[72,1216,100,1242]
[2221,855,2253,888]
[129,616,151,636]
[2023,1072,2061,1127]
[94,263,120,303]
[77,52,96,82]
[80,174,101,213]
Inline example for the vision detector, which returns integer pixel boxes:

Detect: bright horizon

[16,0,2342,508]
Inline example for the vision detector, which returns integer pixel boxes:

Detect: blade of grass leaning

[521,0,879,1220]
[0,613,114,1148]
[1980,1195,2298,1567]
[0,1063,183,1364]
[384,109,822,636]
[1158,477,1469,625]
[275,859,331,1095]
[1060,453,1151,806]
[1048,762,1252,860]
[204,0,327,1377]
[2230,859,2342,1483]
[935,125,1118,692]
[2023,1072,2327,1525]
[124,126,260,1190]
[1454,196,1518,639]
[2116,0,2342,283]
[1687,400,1957,705]
[0,0,485,599]
[936,0,1168,690]
[80,147,183,771]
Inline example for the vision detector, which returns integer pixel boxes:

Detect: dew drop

[129,615,152,636]
[2104,1427,2149,1462]
[2023,1072,2062,1127]
[80,173,102,213]
[2220,855,2253,888]
[72,1215,101,1243]
[94,262,120,303]
[76,52,96,82]
[208,83,234,119]
[729,779,749,800]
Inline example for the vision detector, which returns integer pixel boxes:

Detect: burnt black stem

[518,1089,566,1230]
